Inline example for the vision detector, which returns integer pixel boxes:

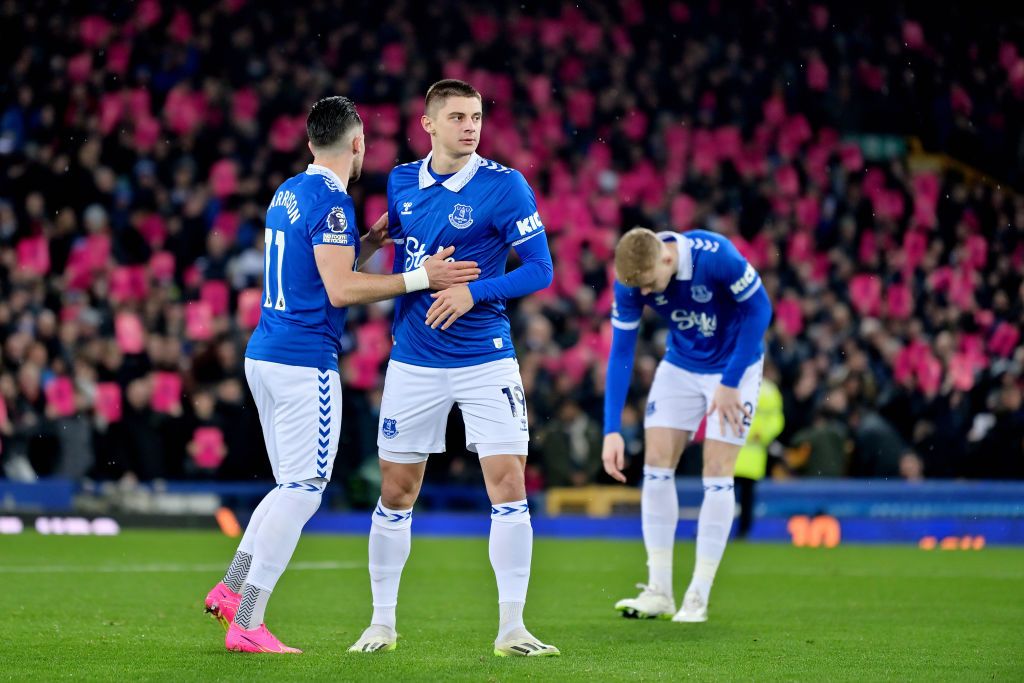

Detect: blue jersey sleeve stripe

[734,278,762,302]
[611,318,641,330]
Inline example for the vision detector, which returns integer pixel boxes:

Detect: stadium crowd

[1,0,1022,497]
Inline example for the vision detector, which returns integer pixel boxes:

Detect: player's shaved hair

[306,96,362,150]
[615,227,663,287]
[424,79,482,116]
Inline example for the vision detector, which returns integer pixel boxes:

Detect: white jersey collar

[305,164,347,192]
[656,231,693,281]
[418,151,482,193]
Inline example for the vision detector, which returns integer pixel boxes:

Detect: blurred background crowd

[1,0,1022,500]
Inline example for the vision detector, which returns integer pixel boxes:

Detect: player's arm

[315,245,478,307]
[425,171,553,330]
[602,281,644,483]
[312,197,478,307]
[357,212,391,270]
[708,245,773,437]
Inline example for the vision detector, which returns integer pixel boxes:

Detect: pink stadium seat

[94,382,123,423]
[191,427,227,469]
[115,313,146,354]
[45,377,76,418]
[201,281,230,317]
[185,301,214,341]
[236,289,262,330]
[151,371,182,414]
[16,236,49,276]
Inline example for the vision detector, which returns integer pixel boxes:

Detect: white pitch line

[0,560,364,574]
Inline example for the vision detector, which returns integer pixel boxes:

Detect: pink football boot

[204,582,241,629]
[225,622,302,654]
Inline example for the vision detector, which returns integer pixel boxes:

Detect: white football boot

[671,588,708,623]
[493,627,560,657]
[348,624,398,653]
[614,583,676,619]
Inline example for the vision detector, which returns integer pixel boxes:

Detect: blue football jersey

[387,152,547,368]
[611,230,764,374]
[245,164,360,370]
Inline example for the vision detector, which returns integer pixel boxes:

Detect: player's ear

[307,140,315,156]
[421,114,435,136]
[352,133,364,156]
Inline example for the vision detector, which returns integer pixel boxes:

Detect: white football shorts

[644,356,764,446]
[376,358,530,462]
[244,358,342,483]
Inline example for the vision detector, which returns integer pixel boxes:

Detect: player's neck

[429,148,472,175]
[310,155,350,191]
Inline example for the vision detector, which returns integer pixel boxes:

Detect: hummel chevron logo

[690,237,720,252]
[491,503,529,516]
[320,406,330,416]
[704,484,734,492]
[643,473,672,481]
[319,417,330,427]
[481,159,512,173]
[374,505,412,523]
[278,482,320,492]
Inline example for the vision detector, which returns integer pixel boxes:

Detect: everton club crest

[381,417,398,439]
[691,284,713,303]
[448,203,474,229]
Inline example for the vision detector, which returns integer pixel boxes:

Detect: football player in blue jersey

[203,95,480,654]
[603,227,772,623]
[348,80,558,657]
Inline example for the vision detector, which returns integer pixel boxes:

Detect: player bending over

[603,227,772,622]
[203,96,479,654]
[348,79,558,657]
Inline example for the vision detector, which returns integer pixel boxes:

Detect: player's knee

[486,463,526,503]
[380,478,420,510]
[702,449,738,477]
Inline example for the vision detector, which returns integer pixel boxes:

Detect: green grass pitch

[2,530,1022,681]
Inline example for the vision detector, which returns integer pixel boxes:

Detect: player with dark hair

[202,95,479,654]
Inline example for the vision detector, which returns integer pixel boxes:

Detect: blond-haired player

[603,227,772,622]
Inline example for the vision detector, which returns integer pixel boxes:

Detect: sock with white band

[236,479,324,628]
[489,500,532,641]
[688,476,735,602]
[369,499,413,630]
[641,465,678,597]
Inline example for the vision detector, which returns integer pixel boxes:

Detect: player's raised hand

[361,211,391,249]
[422,246,480,290]
[602,432,628,483]
[425,284,475,330]
[708,384,750,438]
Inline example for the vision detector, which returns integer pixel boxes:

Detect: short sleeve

[310,195,359,249]
[709,237,762,303]
[611,281,644,330]
[494,170,545,248]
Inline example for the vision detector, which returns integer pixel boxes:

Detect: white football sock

[489,500,532,641]
[238,480,324,626]
[688,476,735,602]
[368,498,412,630]
[641,465,678,596]
[235,583,271,630]
[222,487,280,592]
